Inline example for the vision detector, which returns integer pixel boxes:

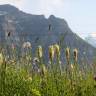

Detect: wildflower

[73,48,78,63]
[54,44,60,62]
[26,55,32,61]
[65,47,70,62]
[48,61,51,64]
[54,44,60,57]
[59,61,62,64]
[33,57,39,64]
[0,53,4,65]
[31,89,41,96]
[22,41,31,48]
[49,45,54,61]
[37,45,43,58]
[24,76,32,82]
[71,64,74,69]
[38,69,41,73]
[10,59,16,64]
[28,77,32,81]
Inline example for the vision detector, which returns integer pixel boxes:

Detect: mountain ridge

[0,4,96,63]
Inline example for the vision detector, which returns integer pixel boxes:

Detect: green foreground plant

[0,45,96,96]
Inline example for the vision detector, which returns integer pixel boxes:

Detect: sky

[0,0,96,39]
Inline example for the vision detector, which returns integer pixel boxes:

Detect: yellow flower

[65,47,70,60]
[73,48,78,63]
[0,53,4,65]
[49,45,54,61]
[28,77,32,81]
[26,55,31,61]
[54,44,60,58]
[37,45,43,58]
[71,64,74,69]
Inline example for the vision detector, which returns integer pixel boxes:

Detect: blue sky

[0,0,96,39]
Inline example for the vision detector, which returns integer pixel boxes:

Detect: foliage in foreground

[0,44,96,96]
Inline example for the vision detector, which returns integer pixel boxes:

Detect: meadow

[0,43,96,96]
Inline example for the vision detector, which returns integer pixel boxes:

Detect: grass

[0,44,96,96]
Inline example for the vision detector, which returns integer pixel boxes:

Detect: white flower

[33,57,39,63]
[22,41,31,48]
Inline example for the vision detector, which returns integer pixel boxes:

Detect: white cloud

[91,33,96,38]
[0,0,68,18]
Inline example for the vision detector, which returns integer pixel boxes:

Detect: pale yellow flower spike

[0,53,4,65]
[73,48,78,63]
[71,64,74,69]
[66,47,70,61]
[38,45,43,58]
[54,44,60,57]
[49,45,54,61]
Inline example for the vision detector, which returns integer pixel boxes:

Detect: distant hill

[85,35,96,48]
[0,4,96,64]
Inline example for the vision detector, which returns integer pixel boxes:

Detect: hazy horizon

[0,0,96,39]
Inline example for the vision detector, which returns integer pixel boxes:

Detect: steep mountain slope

[0,4,96,63]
